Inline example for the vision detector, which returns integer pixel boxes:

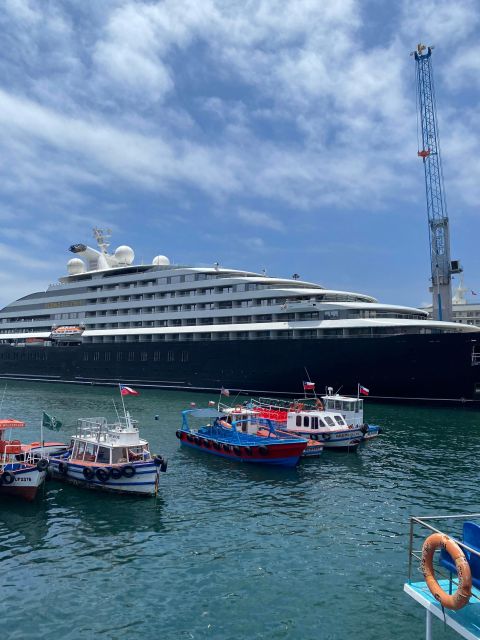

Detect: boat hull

[178,431,305,467]
[0,467,46,501]
[48,459,160,496]
[287,429,362,451]
[1,331,480,404]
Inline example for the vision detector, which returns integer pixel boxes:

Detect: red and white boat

[0,419,49,501]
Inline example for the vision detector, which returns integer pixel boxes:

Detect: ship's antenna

[93,227,112,254]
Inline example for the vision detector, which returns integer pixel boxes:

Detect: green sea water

[1,381,479,640]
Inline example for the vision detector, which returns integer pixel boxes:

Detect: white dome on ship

[152,255,170,266]
[67,258,86,275]
[115,245,134,265]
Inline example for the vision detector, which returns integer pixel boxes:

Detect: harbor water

[1,381,479,639]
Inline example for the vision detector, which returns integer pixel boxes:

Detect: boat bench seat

[439,521,480,590]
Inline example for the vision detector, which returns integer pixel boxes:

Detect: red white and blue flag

[120,385,139,396]
[303,381,315,391]
[359,385,369,396]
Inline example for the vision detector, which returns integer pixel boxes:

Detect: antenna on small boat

[112,399,121,423]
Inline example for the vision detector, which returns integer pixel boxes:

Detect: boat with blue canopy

[177,408,308,467]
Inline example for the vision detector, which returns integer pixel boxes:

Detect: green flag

[42,411,62,431]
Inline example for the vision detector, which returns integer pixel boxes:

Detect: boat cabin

[321,394,364,427]
[70,415,151,465]
[286,410,349,432]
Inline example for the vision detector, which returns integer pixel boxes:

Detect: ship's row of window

[0,350,189,363]
[82,351,189,362]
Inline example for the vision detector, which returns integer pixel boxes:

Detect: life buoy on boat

[421,533,472,610]
[315,399,324,410]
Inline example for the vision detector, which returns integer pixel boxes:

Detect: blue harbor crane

[413,43,461,322]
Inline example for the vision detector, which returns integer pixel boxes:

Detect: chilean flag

[303,381,315,391]
[359,385,369,396]
[120,385,139,396]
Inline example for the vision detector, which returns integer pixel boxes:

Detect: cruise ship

[0,229,479,404]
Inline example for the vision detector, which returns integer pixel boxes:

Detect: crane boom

[413,44,459,322]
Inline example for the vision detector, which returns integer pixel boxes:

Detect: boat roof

[0,419,25,429]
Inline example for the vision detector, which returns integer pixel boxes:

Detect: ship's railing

[76,416,139,440]
[408,514,480,599]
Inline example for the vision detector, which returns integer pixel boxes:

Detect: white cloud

[237,208,285,231]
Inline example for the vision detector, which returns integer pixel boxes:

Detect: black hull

[1,332,479,404]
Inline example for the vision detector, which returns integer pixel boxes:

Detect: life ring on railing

[315,399,324,410]
[421,533,472,610]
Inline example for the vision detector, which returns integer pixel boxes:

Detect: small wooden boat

[49,412,166,496]
[178,408,308,467]
[220,405,324,458]
[0,419,48,501]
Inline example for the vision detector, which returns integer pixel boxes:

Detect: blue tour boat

[177,408,308,467]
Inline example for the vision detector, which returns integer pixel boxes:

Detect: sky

[0,0,479,309]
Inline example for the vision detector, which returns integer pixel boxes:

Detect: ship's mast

[413,44,461,322]
[93,227,112,255]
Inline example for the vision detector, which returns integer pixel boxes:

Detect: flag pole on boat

[119,384,128,420]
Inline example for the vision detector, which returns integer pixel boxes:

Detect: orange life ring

[421,533,472,610]
[315,399,324,410]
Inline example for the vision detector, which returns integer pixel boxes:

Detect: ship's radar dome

[67,258,86,275]
[115,245,135,265]
[152,255,170,266]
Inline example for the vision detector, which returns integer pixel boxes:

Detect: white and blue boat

[49,412,167,496]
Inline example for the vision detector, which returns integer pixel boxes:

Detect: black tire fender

[95,467,110,483]
[83,467,95,481]
[58,461,68,476]
[36,458,49,471]
[2,471,14,485]
[122,465,136,478]
[111,467,123,480]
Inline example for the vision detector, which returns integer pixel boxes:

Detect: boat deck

[405,580,480,639]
